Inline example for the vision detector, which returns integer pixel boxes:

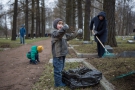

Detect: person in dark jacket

[51,18,82,87]
[89,11,108,58]
[26,45,43,64]
[20,25,26,44]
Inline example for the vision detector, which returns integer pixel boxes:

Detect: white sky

[0,0,57,29]
[0,0,57,10]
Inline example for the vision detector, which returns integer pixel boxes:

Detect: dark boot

[37,59,40,62]
[29,60,33,64]
[32,60,37,65]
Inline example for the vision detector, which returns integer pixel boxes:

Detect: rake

[112,71,135,80]
[92,30,115,58]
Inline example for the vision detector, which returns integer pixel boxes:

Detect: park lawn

[32,62,101,90]
[0,37,48,51]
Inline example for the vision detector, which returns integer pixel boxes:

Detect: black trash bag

[62,67,102,89]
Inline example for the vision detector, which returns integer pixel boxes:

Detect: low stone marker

[83,41,93,44]
[127,40,135,44]
[105,45,113,53]
[117,51,135,57]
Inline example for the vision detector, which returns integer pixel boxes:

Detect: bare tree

[25,0,28,38]
[31,0,35,38]
[4,12,8,39]
[11,0,18,40]
[103,0,117,47]
[83,0,91,41]
[41,0,45,37]
[77,0,83,29]
[66,0,72,32]
[35,0,40,37]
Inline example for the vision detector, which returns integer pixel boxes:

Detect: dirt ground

[0,38,51,90]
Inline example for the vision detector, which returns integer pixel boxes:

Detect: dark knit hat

[53,18,62,29]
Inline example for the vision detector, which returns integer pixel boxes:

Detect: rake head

[102,49,116,58]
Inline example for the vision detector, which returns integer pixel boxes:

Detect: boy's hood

[53,18,62,29]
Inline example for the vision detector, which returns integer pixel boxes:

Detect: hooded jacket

[20,25,26,37]
[89,11,108,42]
[51,28,79,57]
[26,46,38,61]
[51,18,79,57]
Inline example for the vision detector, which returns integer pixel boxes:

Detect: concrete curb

[82,60,115,90]
[49,58,86,63]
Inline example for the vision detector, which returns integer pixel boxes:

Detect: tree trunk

[77,0,83,39]
[103,0,117,47]
[11,0,18,40]
[4,13,8,39]
[72,0,76,30]
[66,0,72,32]
[31,0,34,38]
[36,0,40,37]
[25,0,28,38]
[41,0,45,37]
[77,0,83,29]
[83,0,91,41]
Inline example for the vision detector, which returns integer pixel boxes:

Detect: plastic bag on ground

[62,67,102,89]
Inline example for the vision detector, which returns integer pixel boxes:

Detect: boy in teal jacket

[26,45,43,64]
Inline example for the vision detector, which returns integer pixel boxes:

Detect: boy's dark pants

[53,56,65,87]
[97,42,105,57]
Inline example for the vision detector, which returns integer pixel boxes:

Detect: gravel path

[0,38,51,90]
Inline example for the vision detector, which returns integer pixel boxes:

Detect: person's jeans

[97,42,105,57]
[53,56,66,87]
[20,36,25,44]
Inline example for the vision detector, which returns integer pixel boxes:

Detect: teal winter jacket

[26,46,38,61]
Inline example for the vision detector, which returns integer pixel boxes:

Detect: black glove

[94,33,99,36]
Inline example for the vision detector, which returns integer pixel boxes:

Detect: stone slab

[83,41,93,44]
[117,51,135,57]
[105,45,113,53]
[49,58,86,63]
[0,48,10,50]
[127,40,135,44]
[76,53,98,58]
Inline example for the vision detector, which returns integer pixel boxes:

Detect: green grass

[68,39,83,45]
[0,37,48,50]
[32,62,100,90]
[68,36,135,53]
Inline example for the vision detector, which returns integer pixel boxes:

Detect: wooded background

[0,0,135,47]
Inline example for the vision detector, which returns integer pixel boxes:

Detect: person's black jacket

[90,11,108,42]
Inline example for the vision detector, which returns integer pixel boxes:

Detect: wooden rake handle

[92,30,105,49]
